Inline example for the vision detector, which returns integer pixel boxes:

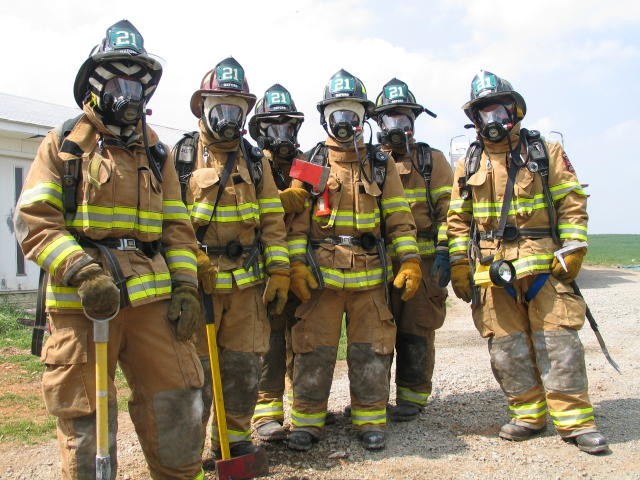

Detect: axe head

[215,447,269,480]
[289,158,330,192]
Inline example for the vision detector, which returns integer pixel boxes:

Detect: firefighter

[372,78,453,422]
[14,20,205,479]
[286,69,421,452]
[247,84,308,441]
[187,58,290,460]
[447,70,609,454]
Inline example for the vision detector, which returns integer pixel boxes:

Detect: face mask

[207,104,244,140]
[101,78,144,126]
[377,112,414,148]
[258,122,298,159]
[476,102,514,142]
[328,110,360,142]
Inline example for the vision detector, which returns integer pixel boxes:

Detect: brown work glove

[450,259,473,303]
[393,257,422,301]
[195,248,216,294]
[71,263,120,320]
[551,247,587,283]
[168,284,201,341]
[263,270,291,315]
[290,261,319,302]
[279,187,310,214]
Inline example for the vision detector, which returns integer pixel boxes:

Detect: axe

[289,158,331,216]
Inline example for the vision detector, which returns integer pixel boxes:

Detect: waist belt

[480,226,552,242]
[78,237,161,257]
[200,240,254,260]
[311,233,378,249]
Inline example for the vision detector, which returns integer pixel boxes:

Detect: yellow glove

[290,261,319,302]
[195,248,217,294]
[280,187,310,214]
[72,263,120,320]
[551,247,586,283]
[393,257,422,301]
[263,270,291,315]
[450,259,473,303]
[168,284,201,341]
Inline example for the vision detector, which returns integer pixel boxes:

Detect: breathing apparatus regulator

[373,77,437,152]
[190,57,257,140]
[248,84,304,160]
[73,20,164,128]
[462,70,526,143]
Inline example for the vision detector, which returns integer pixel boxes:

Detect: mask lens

[208,104,244,139]
[329,110,359,140]
[265,123,296,141]
[102,78,143,124]
[477,102,513,128]
[381,113,412,132]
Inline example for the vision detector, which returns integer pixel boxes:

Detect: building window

[15,166,25,275]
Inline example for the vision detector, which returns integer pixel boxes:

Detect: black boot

[499,420,545,441]
[389,403,423,422]
[568,431,610,454]
[287,430,316,451]
[359,430,386,451]
[255,420,287,441]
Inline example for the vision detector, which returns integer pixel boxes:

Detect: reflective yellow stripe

[511,254,554,277]
[211,428,251,443]
[126,272,172,302]
[558,223,587,241]
[67,205,163,233]
[259,197,285,214]
[550,407,594,427]
[162,199,190,221]
[351,408,387,426]
[190,201,259,223]
[263,245,289,267]
[381,196,411,216]
[320,265,392,289]
[448,199,472,214]
[290,408,326,428]
[19,182,63,210]
[165,249,197,272]
[313,210,381,229]
[253,401,284,420]
[509,400,548,419]
[46,285,82,309]
[192,468,205,480]
[288,238,307,256]
[448,236,469,254]
[472,196,548,217]
[397,386,429,406]
[36,234,84,276]
[550,181,585,201]
[214,263,266,290]
[391,235,419,255]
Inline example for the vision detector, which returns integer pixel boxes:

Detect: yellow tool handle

[205,323,230,460]
[95,341,109,458]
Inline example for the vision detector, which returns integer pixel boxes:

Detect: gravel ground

[1,265,639,480]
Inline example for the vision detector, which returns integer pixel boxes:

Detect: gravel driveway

[1,266,638,480]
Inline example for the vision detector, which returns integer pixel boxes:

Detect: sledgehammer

[201,288,269,479]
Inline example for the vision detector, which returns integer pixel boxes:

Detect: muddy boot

[567,432,610,454]
[287,430,316,452]
[255,420,287,441]
[229,441,264,457]
[389,403,423,422]
[325,411,337,425]
[499,420,545,441]
[343,405,351,417]
[359,430,386,451]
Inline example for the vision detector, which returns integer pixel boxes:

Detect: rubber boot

[359,430,386,451]
[255,420,287,441]
[568,431,610,454]
[499,420,545,441]
[287,430,316,452]
[389,403,423,422]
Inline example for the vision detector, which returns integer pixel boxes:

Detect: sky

[1,0,639,233]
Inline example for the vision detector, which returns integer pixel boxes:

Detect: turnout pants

[472,275,598,438]
[290,285,395,438]
[252,295,300,429]
[194,284,270,450]
[390,257,447,407]
[42,301,204,480]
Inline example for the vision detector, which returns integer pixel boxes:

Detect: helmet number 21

[220,67,240,81]
[111,30,140,48]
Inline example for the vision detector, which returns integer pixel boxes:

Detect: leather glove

[71,263,120,320]
[393,257,422,301]
[290,261,319,302]
[263,270,291,315]
[168,284,201,341]
[279,187,310,214]
[551,247,587,283]
[431,246,451,288]
[450,259,473,303]
[195,248,216,294]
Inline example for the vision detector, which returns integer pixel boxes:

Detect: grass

[0,304,130,444]
[585,234,640,267]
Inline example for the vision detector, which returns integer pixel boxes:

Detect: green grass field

[585,234,640,267]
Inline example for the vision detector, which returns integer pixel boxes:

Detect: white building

[0,92,186,298]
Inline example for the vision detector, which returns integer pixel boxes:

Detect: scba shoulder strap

[415,142,435,212]
[173,132,264,202]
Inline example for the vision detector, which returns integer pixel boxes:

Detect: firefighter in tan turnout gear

[286,69,421,452]
[14,20,205,479]
[248,84,308,441]
[187,58,290,461]
[372,78,453,421]
[447,70,609,454]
